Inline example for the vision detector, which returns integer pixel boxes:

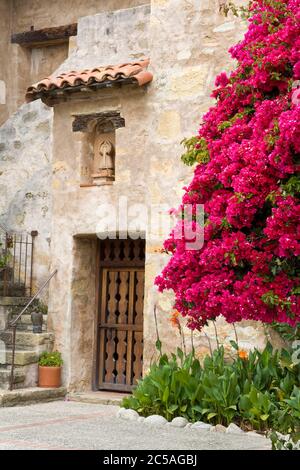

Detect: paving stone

[0,402,272,450]
[247,431,267,439]
[67,391,127,406]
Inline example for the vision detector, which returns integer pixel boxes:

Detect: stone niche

[72,111,125,186]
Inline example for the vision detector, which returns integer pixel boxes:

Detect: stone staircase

[0,300,54,391]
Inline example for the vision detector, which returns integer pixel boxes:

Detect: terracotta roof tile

[26,59,153,102]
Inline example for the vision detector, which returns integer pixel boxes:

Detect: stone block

[157,110,181,139]
[117,407,139,421]
[144,414,168,426]
[170,417,189,428]
[169,65,209,98]
[191,422,212,430]
[0,386,67,407]
[226,423,244,434]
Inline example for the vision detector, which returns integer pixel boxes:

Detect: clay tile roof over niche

[25,58,153,104]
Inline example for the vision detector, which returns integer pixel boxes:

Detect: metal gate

[0,226,37,297]
[97,238,145,391]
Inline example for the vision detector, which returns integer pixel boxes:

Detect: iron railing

[0,228,38,297]
[9,269,58,391]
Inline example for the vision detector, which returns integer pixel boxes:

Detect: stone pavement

[0,400,271,450]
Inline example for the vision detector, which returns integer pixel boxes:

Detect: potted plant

[38,351,63,388]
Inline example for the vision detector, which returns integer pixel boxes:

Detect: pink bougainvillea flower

[155,0,300,329]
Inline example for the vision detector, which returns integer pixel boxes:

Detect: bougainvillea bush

[156,0,300,330]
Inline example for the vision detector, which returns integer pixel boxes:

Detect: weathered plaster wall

[46,2,275,392]
[48,5,151,389]
[59,4,151,71]
[49,86,152,390]
[68,238,98,391]
[30,43,70,85]
[0,0,149,125]
[0,100,53,294]
[0,0,12,124]
[11,0,149,32]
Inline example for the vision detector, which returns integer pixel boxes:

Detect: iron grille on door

[97,239,145,391]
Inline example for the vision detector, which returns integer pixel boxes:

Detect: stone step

[0,368,26,390]
[0,330,54,348]
[8,313,48,332]
[10,312,48,319]
[13,323,47,332]
[0,349,39,366]
[67,391,129,406]
[0,386,67,407]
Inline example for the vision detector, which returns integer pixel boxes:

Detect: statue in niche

[92,134,115,184]
[97,140,115,172]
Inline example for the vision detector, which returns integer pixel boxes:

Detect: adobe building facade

[0,0,283,392]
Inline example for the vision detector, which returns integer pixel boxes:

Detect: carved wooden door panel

[97,239,145,391]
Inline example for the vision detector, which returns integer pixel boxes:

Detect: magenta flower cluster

[156,0,300,330]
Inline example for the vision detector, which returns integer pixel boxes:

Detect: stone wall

[0,0,13,124]
[0,0,149,125]
[0,0,281,392]
[0,100,53,295]
[11,0,149,32]
[57,4,151,71]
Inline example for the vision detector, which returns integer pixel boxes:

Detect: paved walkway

[0,401,271,450]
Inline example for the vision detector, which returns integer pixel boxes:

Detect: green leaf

[207,412,217,420]
[230,340,239,351]
[177,348,184,361]
[260,414,269,421]
[168,404,179,412]
[192,405,202,412]
[163,387,169,403]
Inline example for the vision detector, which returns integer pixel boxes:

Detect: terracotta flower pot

[38,366,61,388]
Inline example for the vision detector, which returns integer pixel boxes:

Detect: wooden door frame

[93,240,101,391]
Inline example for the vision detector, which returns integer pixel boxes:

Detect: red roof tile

[26,59,153,102]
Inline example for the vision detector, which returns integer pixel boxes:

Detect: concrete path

[0,401,271,450]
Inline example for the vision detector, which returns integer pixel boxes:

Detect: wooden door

[97,239,145,391]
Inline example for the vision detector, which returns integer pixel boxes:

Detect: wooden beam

[11,23,77,48]
[72,111,126,133]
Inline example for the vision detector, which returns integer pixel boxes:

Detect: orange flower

[238,349,248,360]
[170,310,180,328]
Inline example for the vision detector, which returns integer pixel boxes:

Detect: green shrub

[39,351,63,367]
[122,343,300,432]
[269,430,300,450]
